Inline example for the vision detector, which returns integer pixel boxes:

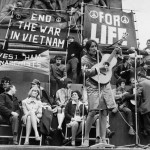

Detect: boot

[80,139,89,147]
[13,135,18,145]
[128,127,135,135]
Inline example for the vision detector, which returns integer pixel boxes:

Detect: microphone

[129,53,143,58]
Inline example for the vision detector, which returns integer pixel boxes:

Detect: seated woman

[30,79,56,145]
[22,86,43,145]
[65,90,88,146]
[55,78,72,130]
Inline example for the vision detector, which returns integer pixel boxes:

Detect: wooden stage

[0,145,149,150]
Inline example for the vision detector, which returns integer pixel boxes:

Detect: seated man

[113,78,135,135]
[0,85,20,145]
[0,77,11,94]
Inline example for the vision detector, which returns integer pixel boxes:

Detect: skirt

[86,79,116,111]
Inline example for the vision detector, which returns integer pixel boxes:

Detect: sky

[122,0,150,49]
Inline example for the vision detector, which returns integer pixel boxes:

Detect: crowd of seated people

[0,62,150,146]
[1,0,150,147]
[0,37,150,146]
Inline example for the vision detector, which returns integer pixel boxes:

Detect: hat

[31,79,40,85]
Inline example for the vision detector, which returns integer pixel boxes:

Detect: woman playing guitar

[80,34,127,147]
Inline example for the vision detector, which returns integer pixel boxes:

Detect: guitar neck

[107,49,117,63]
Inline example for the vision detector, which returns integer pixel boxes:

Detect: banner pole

[80,0,84,45]
[48,50,51,97]
[3,6,15,50]
[64,11,72,78]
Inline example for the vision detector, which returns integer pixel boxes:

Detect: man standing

[50,55,67,98]
[66,36,82,83]
[137,74,150,135]
[0,85,20,145]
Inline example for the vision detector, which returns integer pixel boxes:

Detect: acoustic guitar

[91,33,129,84]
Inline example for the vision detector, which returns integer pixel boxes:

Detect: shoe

[46,135,52,141]
[80,139,89,147]
[63,138,70,145]
[107,131,115,138]
[95,136,100,143]
[101,138,107,144]
[49,128,55,137]
[58,129,65,139]
[13,141,18,145]
[24,141,29,145]
[13,135,18,145]
[71,140,75,146]
[57,127,62,130]
[35,136,41,141]
[128,127,135,135]
[112,107,118,113]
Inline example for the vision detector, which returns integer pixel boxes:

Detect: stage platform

[0,145,149,150]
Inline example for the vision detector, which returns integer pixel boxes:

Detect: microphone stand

[81,65,86,145]
[119,50,145,148]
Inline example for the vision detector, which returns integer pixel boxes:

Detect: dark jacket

[40,108,53,135]
[65,100,88,124]
[67,41,82,61]
[0,93,20,119]
[41,89,53,105]
[114,63,133,85]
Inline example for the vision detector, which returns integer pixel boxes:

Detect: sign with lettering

[9,8,69,51]
[84,5,137,48]
[0,51,49,75]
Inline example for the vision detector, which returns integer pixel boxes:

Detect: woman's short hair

[71,90,82,99]
[28,87,41,99]
[116,78,126,87]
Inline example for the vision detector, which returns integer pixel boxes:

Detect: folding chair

[19,124,42,145]
[0,124,13,144]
